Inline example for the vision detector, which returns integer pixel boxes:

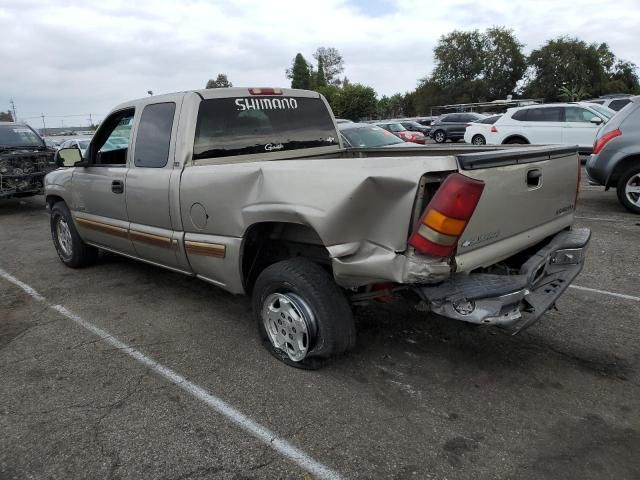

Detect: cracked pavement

[1,174,639,479]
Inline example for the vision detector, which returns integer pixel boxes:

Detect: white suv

[486,103,615,152]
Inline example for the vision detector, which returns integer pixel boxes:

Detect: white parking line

[0,267,342,480]
[570,285,640,302]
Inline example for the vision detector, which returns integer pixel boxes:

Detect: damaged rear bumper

[414,228,591,333]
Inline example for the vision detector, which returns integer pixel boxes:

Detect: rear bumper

[414,228,591,333]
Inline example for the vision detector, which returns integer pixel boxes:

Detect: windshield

[589,104,615,120]
[341,126,404,148]
[193,96,339,160]
[0,125,44,148]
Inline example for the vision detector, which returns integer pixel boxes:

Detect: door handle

[111,180,124,194]
[527,169,542,188]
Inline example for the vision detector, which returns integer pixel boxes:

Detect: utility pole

[9,99,17,122]
[88,113,93,128]
[41,113,47,137]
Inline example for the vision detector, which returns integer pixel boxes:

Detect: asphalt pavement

[1,173,639,480]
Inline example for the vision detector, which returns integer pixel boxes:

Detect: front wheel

[616,166,640,214]
[471,134,486,145]
[50,202,98,268]
[433,130,446,143]
[252,258,356,369]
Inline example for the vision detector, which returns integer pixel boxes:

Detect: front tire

[505,138,527,145]
[433,130,446,143]
[252,258,356,369]
[50,202,98,268]
[616,166,640,214]
[471,134,486,145]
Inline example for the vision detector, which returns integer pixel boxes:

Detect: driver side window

[91,109,135,166]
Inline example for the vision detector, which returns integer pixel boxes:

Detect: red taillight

[249,88,283,95]
[593,128,621,154]
[409,173,485,257]
[490,126,498,133]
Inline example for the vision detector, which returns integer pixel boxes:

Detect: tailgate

[454,146,580,271]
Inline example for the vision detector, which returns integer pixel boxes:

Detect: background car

[486,103,615,152]
[463,114,502,145]
[335,118,353,124]
[339,123,421,148]
[586,96,640,213]
[59,138,91,157]
[586,95,633,112]
[375,122,426,144]
[429,112,486,143]
[398,120,431,136]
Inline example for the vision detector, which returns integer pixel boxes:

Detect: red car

[375,122,426,144]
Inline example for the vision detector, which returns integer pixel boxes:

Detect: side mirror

[590,116,603,125]
[56,147,83,167]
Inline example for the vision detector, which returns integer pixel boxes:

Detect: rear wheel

[471,134,486,145]
[50,202,98,268]
[433,130,446,143]
[252,258,356,369]
[616,166,640,214]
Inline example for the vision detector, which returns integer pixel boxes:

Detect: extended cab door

[71,109,136,255]
[562,106,602,150]
[125,98,186,270]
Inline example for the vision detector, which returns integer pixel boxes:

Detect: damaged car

[0,122,57,199]
[45,87,590,369]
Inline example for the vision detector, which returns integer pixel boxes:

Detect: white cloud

[1,0,638,127]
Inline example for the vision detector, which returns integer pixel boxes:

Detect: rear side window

[193,96,338,160]
[512,110,529,121]
[134,102,176,168]
[518,107,563,122]
[609,99,631,111]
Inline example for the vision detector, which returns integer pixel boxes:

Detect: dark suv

[430,112,485,143]
[586,96,640,213]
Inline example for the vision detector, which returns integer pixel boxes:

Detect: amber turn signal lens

[423,209,467,236]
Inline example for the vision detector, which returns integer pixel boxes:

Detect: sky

[2,0,640,128]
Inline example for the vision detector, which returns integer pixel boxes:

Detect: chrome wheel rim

[56,217,73,257]
[625,173,640,206]
[472,135,485,145]
[435,132,444,142]
[262,292,314,362]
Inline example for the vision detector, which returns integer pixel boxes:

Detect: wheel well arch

[608,154,640,188]
[240,222,332,293]
[45,194,65,208]
[502,135,530,144]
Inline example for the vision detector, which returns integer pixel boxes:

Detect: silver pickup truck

[45,87,590,369]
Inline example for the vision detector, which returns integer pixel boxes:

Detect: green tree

[483,27,526,99]
[609,60,640,93]
[558,85,590,101]
[206,73,233,88]
[313,47,344,85]
[431,27,525,102]
[288,53,311,89]
[332,84,377,121]
[316,57,327,87]
[316,84,341,113]
[0,111,14,122]
[524,37,610,101]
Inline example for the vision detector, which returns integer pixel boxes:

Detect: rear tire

[616,166,640,214]
[471,134,486,145]
[50,202,98,268]
[433,130,446,143]
[252,258,356,369]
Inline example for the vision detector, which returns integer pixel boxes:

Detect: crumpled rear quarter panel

[179,156,457,253]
